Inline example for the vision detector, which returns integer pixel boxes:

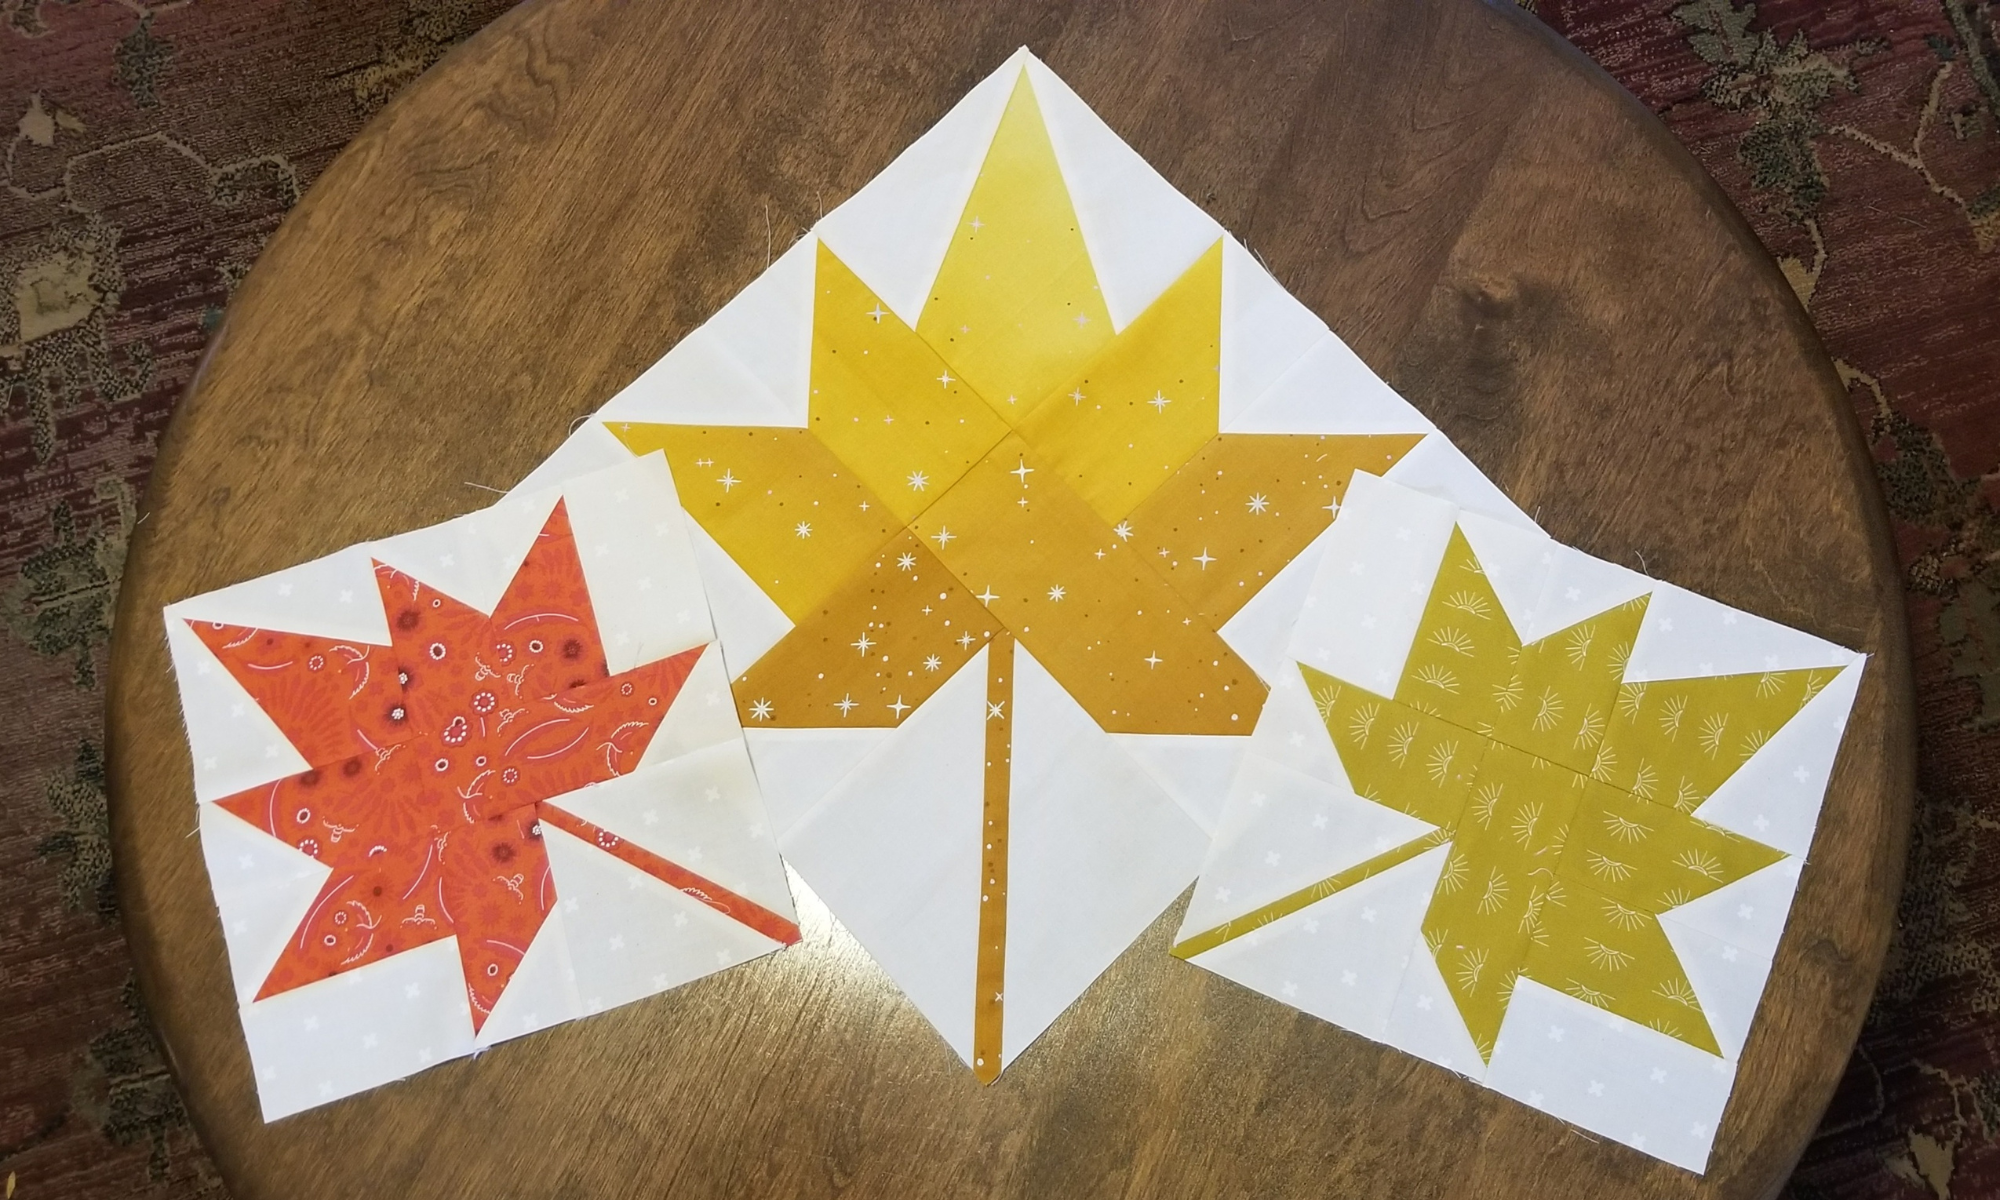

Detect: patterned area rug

[0,1,1992,1196]
[1,4,523,1195]
[1533,2,2000,1196]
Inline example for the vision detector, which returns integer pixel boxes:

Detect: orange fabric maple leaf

[192,501,799,1029]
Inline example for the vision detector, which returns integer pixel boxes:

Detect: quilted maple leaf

[1174,527,1825,1058]
[610,65,1422,1079]
[191,501,799,1029]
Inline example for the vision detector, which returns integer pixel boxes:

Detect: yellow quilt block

[557,50,1513,1085]
[614,72,1416,740]
[1175,472,1864,1171]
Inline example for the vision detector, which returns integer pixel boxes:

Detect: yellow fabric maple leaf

[611,66,1421,1078]
[613,69,1420,737]
[1177,529,1841,1060]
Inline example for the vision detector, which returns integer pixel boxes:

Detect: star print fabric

[1173,472,1865,1172]
[167,455,800,1119]
[504,49,1535,1083]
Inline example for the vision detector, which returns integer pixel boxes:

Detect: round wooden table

[106,1,1915,1196]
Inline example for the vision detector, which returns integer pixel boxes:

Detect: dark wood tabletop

[104,0,1915,1196]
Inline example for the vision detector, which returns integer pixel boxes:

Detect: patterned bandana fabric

[0,2,1993,1198]
[185,501,795,1027]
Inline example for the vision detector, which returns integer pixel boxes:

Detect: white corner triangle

[366,498,548,617]
[542,823,783,1019]
[202,803,329,1005]
[1180,754,1434,937]
[598,234,816,429]
[238,938,476,1121]
[1286,471,1459,694]
[1226,331,1436,438]
[682,513,793,678]
[1379,929,1487,1081]
[199,798,326,896]
[166,617,311,803]
[742,724,894,843]
[696,231,817,418]
[1187,843,1448,1042]
[459,483,566,588]
[1624,582,1862,682]
[1001,645,1211,1066]
[599,324,793,428]
[473,908,583,1048]
[1689,660,1860,854]
[638,642,744,766]
[1485,979,1734,1172]
[597,226,816,431]
[1657,856,1803,967]
[552,740,796,920]
[1022,55,1221,330]
[1219,236,1328,429]
[1109,732,1250,836]
[1382,435,1537,531]
[1454,510,1554,639]
[1656,915,1771,1062]
[816,52,1025,326]
[1520,544,1654,646]
[1218,518,1341,686]
[510,420,634,496]
[1242,664,1351,789]
[167,545,388,645]
[564,452,714,667]
[777,647,989,1064]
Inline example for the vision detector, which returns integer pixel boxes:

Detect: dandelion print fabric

[166,454,799,1119]
[1173,472,1864,1171]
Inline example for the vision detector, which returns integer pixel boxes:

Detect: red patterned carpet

[1,1,1994,1196]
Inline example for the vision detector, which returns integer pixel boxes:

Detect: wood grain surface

[103,0,1916,1196]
